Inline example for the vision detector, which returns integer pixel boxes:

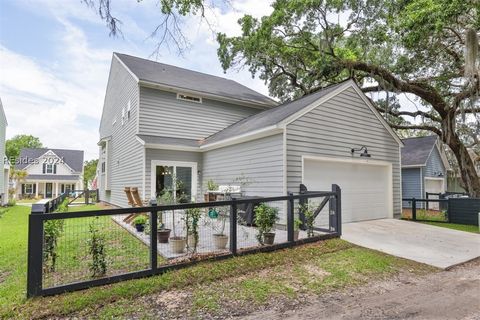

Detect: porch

[18,180,80,199]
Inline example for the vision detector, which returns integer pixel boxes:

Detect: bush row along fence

[402,197,480,225]
[27,185,342,298]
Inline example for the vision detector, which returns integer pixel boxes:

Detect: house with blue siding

[97,53,404,224]
[401,136,450,208]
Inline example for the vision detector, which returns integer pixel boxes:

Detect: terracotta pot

[263,232,275,245]
[157,229,171,243]
[170,236,186,254]
[213,234,228,249]
[293,230,299,241]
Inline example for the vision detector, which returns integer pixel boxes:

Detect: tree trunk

[442,114,480,197]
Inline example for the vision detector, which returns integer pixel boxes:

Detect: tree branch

[375,105,442,122]
[389,123,443,136]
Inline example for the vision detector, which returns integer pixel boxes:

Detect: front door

[152,161,197,202]
[45,183,53,198]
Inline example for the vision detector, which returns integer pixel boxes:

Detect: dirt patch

[243,258,480,320]
[0,271,11,284]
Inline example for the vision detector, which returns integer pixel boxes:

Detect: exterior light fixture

[351,146,371,158]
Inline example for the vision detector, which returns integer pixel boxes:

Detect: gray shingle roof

[16,148,84,172]
[114,53,277,107]
[401,136,438,167]
[25,174,80,181]
[204,82,347,145]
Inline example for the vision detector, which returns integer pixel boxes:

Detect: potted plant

[157,190,173,243]
[169,177,189,254]
[293,218,302,241]
[184,207,202,253]
[133,216,147,232]
[254,203,279,245]
[206,206,229,249]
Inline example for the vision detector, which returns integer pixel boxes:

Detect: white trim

[402,164,424,168]
[146,143,200,152]
[280,81,353,126]
[399,144,403,212]
[424,176,446,193]
[420,167,423,197]
[200,125,283,151]
[301,155,394,219]
[142,147,146,200]
[150,160,198,201]
[113,53,140,82]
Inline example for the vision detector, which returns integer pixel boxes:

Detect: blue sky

[0,0,274,160]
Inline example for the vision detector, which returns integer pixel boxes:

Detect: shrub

[184,207,202,252]
[133,216,147,226]
[300,203,316,237]
[206,179,219,191]
[254,203,279,245]
[294,218,302,231]
[43,219,64,272]
[88,217,107,278]
[7,198,15,207]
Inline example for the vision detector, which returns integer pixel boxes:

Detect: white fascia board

[136,136,200,152]
[200,125,283,151]
[138,80,277,110]
[401,164,425,168]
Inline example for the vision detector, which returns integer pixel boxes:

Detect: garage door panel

[303,159,391,223]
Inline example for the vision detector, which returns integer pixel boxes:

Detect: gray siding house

[401,136,450,208]
[98,53,403,223]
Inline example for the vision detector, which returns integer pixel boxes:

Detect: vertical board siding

[98,57,143,207]
[145,149,202,200]
[138,88,260,139]
[401,168,422,208]
[286,87,402,217]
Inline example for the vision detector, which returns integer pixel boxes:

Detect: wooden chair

[123,187,145,223]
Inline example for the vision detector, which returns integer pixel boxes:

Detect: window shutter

[42,163,46,173]
[22,184,25,194]
[33,184,36,194]
[53,164,57,174]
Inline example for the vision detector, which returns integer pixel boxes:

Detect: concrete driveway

[342,219,480,269]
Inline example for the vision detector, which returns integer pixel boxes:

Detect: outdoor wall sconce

[351,146,371,158]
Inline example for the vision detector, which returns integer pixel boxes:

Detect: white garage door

[303,158,392,223]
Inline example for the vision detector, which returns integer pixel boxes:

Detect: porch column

[55,182,59,197]
[35,182,39,198]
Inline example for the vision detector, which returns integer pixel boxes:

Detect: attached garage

[302,157,393,223]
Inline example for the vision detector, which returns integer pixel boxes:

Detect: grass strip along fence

[27,185,342,298]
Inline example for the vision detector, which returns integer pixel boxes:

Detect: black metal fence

[402,197,480,225]
[27,185,342,298]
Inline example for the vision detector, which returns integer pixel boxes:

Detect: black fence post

[332,184,342,236]
[96,189,100,203]
[298,184,307,230]
[425,192,429,210]
[412,198,417,221]
[447,198,451,222]
[287,192,294,242]
[149,199,158,271]
[230,198,237,255]
[85,189,89,205]
[27,204,45,298]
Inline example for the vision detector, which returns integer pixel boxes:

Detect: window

[43,163,57,174]
[121,107,125,125]
[177,93,202,103]
[23,183,33,194]
[127,100,131,119]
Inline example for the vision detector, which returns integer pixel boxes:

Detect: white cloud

[1,0,276,161]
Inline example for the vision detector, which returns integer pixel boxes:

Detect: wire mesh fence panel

[42,212,151,289]
[157,205,232,267]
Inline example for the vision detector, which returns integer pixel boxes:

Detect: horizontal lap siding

[202,134,284,197]
[401,168,422,208]
[98,58,143,207]
[145,149,202,200]
[139,88,259,140]
[286,87,402,217]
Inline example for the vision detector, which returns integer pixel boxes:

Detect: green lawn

[0,203,155,316]
[420,221,479,234]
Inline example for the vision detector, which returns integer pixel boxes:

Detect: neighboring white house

[15,148,84,199]
[98,53,404,223]
[0,98,8,205]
